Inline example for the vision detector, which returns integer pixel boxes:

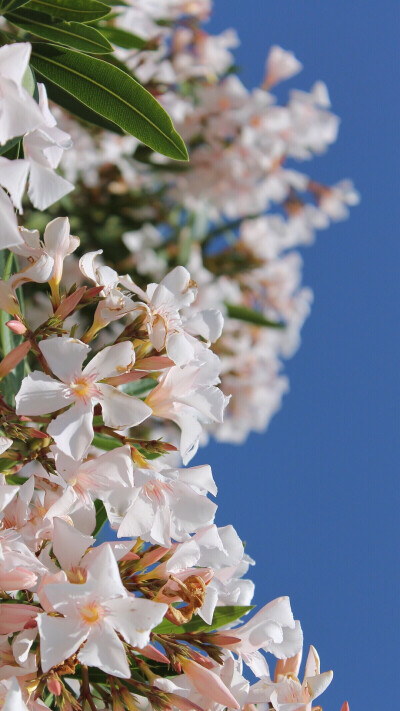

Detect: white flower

[15,337,152,460]
[263,46,303,88]
[107,460,217,546]
[37,545,168,677]
[11,217,79,288]
[122,266,222,366]
[0,43,43,145]
[146,358,229,463]
[223,597,303,677]
[0,84,74,212]
[0,677,29,711]
[249,645,333,710]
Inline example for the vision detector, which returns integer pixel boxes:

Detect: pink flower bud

[47,677,62,696]
[6,319,27,335]
[0,340,30,378]
[166,692,205,711]
[0,567,37,591]
[180,659,240,709]
[0,603,38,634]
[138,644,170,665]
[55,286,86,319]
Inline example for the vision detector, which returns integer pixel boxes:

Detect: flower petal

[39,336,89,382]
[47,404,93,460]
[37,614,88,673]
[78,620,130,678]
[83,341,135,380]
[98,384,152,429]
[15,372,72,416]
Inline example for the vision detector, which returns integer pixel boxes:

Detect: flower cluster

[46,8,360,446]
[0,0,354,708]
[0,221,341,710]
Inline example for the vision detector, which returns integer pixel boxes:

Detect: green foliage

[0,0,29,12]
[7,8,113,53]
[98,24,146,50]
[30,44,188,161]
[93,499,108,536]
[154,605,254,635]
[225,303,285,329]
[24,0,111,23]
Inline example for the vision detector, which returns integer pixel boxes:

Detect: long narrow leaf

[99,25,146,50]
[7,9,113,53]
[154,605,254,635]
[40,76,123,133]
[225,303,285,329]
[24,0,110,22]
[30,44,189,161]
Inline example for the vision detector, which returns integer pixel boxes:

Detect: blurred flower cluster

[0,0,356,709]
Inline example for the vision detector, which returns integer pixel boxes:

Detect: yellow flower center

[79,601,104,625]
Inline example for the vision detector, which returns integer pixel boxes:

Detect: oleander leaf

[6,9,113,53]
[30,43,189,160]
[24,0,110,22]
[225,303,285,329]
[153,605,255,635]
[0,0,29,13]
[38,76,124,133]
[99,25,146,50]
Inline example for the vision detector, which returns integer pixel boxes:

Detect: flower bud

[6,319,27,335]
[0,340,30,378]
[47,676,62,696]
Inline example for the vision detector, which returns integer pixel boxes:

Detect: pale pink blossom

[16,337,152,459]
[37,545,168,676]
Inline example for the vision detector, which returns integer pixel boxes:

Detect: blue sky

[194,1,399,708]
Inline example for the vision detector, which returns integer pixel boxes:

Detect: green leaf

[225,303,285,329]
[0,136,22,157]
[121,377,157,398]
[0,0,29,12]
[7,9,113,53]
[40,75,123,133]
[24,0,110,22]
[98,25,146,50]
[93,499,108,536]
[153,605,254,635]
[91,432,122,451]
[30,44,189,161]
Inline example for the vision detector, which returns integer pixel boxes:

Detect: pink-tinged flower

[263,46,303,89]
[0,628,37,680]
[11,218,79,289]
[146,361,229,463]
[37,545,168,677]
[0,43,43,145]
[47,445,134,533]
[0,604,39,636]
[249,645,333,710]
[0,530,47,592]
[180,658,240,709]
[0,676,29,711]
[112,460,217,546]
[79,250,119,295]
[121,267,199,365]
[222,597,303,677]
[15,337,152,460]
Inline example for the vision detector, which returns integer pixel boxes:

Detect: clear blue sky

[194,1,398,708]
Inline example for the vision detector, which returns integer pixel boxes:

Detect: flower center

[70,374,100,405]
[79,601,104,626]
